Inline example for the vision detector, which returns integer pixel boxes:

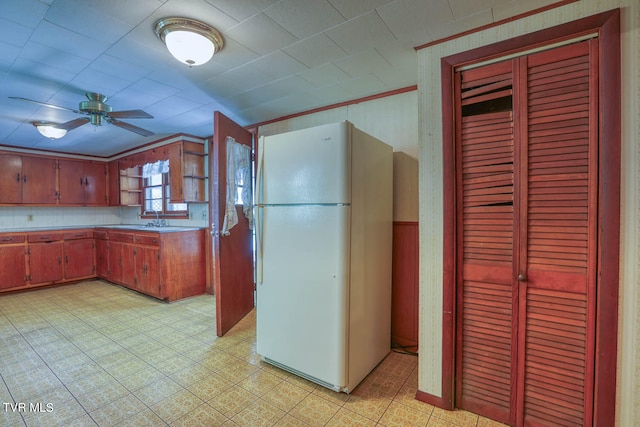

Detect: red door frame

[428,9,621,425]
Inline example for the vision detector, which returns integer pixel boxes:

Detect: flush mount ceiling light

[32,122,67,139]
[154,17,224,66]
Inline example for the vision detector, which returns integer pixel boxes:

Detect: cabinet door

[120,244,136,288]
[29,242,64,284]
[21,156,57,204]
[0,245,27,289]
[108,241,124,283]
[57,159,85,204]
[64,239,95,279]
[96,239,109,278]
[83,162,107,205]
[0,154,23,203]
[140,246,161,297]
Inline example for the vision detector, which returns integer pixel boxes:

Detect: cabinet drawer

[109,232,134,243]
[0,235,25,244]
[94,231,109,240]
[134,234,160,246]
[63,230,93,240]
[28,233,63,243]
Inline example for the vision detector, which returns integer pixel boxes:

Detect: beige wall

[259,90,420,222]
[416,1,639,425]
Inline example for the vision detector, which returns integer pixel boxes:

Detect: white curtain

[221,136,253,235]
[142,159,169,178]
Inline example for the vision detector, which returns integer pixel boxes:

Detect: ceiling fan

[10,92,155,137]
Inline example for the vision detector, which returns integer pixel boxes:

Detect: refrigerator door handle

[255,138,265,284]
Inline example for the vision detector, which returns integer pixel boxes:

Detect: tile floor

[0,280,507,427]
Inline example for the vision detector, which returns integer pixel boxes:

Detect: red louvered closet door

[455,39,598,427]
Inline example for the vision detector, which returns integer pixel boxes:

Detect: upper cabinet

[58,159,108,205]
[0,154,57,204]
[168,141,206,203]
[110,138,206,207]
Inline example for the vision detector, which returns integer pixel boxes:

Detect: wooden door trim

[438,9,620,424]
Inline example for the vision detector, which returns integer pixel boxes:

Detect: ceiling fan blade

[107,109,153,119]
[55,117,90,131]
[107,118,155,137]
[9,96,82,114]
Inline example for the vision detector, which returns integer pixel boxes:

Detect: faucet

[143,209,162,227]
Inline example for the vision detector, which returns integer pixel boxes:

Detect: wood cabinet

[58,159,107,205]
[63,230,95,279]
[0,154,57,204]
[95,230,109,278]
[110,138,206,207]
[0,235,27,290]
[27,233,64,285]
[168,141,206,203]
[95,228,205,301]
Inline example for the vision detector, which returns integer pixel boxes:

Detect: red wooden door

[455,39,598,427]
[210,111,254,336]
[58,159,85,204]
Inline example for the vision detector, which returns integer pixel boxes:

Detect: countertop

[0,225,205,234]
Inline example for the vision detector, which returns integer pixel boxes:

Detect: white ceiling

[0,0,557,157]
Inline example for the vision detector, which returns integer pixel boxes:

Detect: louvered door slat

[456,60,515,425]
[521,40,596,427]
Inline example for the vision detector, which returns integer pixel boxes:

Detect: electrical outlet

[27,214,33,221]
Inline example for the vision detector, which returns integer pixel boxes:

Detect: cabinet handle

[23,174,27,183]
[16,173,20,182]
[65,255,69,264]
[80,177,83,185]
[85,177,89,186]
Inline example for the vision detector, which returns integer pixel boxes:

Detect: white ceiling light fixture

[33,122,67,139]
[154,17,224,67]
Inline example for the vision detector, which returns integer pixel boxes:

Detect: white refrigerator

[255,121,393,393]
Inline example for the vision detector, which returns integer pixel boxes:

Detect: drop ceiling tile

[43,1,137,44]
[447,0,492,19]
[491,0,558,21]
[218,63,274,92]
[30,20,110,61]
[325,11,397,54]
[283,34,347,68]
[378,0,454,46]
[18,41,92,73]
[88,55,150,83]
[206,0,281,23]
[209,38,261,70]
[337,74,388,98]
[326,0,395,20]
[249,50,308,80]
[201,74,247,100]
[334,48,393,78]
[0,0,48,28]
[225,13,298,56]
[124,78,182,102]
[144,96,202,120]
[230,75,316,110]
[264,0,345,39]
[297,63,351,87]
[0,18,34,48]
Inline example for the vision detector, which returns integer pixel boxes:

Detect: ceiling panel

[0,0,562,156]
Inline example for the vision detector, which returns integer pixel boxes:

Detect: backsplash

[0,204,208,231]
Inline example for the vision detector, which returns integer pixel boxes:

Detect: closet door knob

[518,274,527,282]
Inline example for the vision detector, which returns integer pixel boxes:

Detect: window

[142,172,187,217]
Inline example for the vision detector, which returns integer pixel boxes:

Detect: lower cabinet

[0,236,27,290]
[63,230,95,280]
[95,228,205,302]
[0,227,204,301]
[27,233,64,285]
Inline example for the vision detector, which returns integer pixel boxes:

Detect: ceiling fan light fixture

[33,122,67,139]
[154,17,224,66]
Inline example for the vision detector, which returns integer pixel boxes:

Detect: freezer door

[256,205,350,389]
[258,122,351,204]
